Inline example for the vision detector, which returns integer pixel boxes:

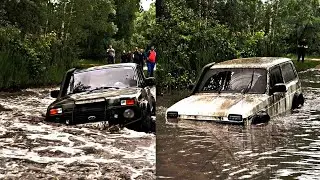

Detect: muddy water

[0,88,155,179]
[157,69,320,180]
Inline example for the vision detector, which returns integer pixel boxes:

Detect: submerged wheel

[140,103,153,133]
[126,103,153,133]
[292,93,304,109]
[298,93,305,107]
[251,111,270,125]
[151,98,156,116]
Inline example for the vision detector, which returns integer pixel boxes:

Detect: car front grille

[73,102,106,123]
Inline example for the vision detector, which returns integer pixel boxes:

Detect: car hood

[69,87,141,101]
[166,93,269,119]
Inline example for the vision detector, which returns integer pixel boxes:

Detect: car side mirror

[50,90,60,98]
[145,77,156,87]
[188,84,194,90]
[270,83,287,94]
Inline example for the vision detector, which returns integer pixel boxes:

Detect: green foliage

[0,0,144,89]
[0,26,76,89]
[154,0,320,91]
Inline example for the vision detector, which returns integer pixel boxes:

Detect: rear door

[269,65,286,116]
[280,62,299,110]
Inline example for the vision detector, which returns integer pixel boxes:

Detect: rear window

[281,63,297,83]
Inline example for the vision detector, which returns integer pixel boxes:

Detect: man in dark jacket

[133,47,140,65]
[127,51,133,63]
[139,49,146,69]
[297,39,308,62]
[121,50,127,63]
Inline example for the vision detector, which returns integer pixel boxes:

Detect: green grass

[292,60,320,72]
[284,54,320,72]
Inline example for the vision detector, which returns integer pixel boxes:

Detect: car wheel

[140,104,153,133]
[292,93,300,110]
[65,119,74,125]
[151,98,156,116]
[251,111,270,125]
[298,93,304,107]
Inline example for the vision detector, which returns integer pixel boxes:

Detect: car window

[269,66,284,87]
[68,67,137,94]
[197,68,267,94]
[280,63,297,83]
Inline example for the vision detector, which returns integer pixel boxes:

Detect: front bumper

[165,114,245,125]
[46,105,143,125]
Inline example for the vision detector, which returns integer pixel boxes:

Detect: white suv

[166,57,304,125]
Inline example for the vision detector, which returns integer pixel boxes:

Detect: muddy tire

[140,104,153,133]
[298,94,305,107]
[292,93,302,110]
[151,98,156,116]
[251,111,270,125]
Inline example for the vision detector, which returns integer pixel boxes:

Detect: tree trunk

[155,0,164,21]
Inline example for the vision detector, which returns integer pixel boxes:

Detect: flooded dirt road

[157,69,320,179]
[0,88,155,179]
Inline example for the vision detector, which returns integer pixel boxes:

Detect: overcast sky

[141,0,155,11]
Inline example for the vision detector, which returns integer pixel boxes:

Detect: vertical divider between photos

[191,62,216,95]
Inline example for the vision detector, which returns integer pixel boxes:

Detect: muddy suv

[45,63,156,132]
[166,57,304,125]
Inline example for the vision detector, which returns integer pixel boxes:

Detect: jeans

[107,56,115,64]
[297,49,306,62]
[147,61,155,77]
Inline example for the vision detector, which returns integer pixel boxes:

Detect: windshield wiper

[87,86,120,93]
[243,69,255,94]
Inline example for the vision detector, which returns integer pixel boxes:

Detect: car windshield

[197,68,267,94]
[68,67,137,94]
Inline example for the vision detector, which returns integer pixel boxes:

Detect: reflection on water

[157,68,320,179]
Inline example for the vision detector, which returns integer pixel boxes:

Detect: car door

[268,65,286,116]
[280,62,299,111]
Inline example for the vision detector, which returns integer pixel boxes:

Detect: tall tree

[114,0,140,42]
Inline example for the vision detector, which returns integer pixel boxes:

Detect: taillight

[121,99,135,106]
[50,108,62,115]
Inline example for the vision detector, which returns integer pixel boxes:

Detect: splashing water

[0,88,155,179]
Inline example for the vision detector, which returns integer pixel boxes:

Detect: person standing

[297,39,308,63]
[139,48,146,68]
[133,47,140,65]
[121,50,127,63]
[147,46,156,77]
[107,45,115,64]
[127,51,133,63]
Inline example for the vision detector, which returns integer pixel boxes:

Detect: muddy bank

[0,88,155,179]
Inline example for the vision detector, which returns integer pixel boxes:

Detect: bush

[0,26,77,90]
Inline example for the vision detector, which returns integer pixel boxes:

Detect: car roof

[75,63,137,73]
[211,57,292,69]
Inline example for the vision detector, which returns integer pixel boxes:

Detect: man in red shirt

[147,46,156,77]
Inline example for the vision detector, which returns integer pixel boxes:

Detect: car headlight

[228,114,242,121]
[123,109,135,119]
[50,107,63,115]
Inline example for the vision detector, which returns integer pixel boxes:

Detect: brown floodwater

[156,68,320,180]
[0,88,155,179]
